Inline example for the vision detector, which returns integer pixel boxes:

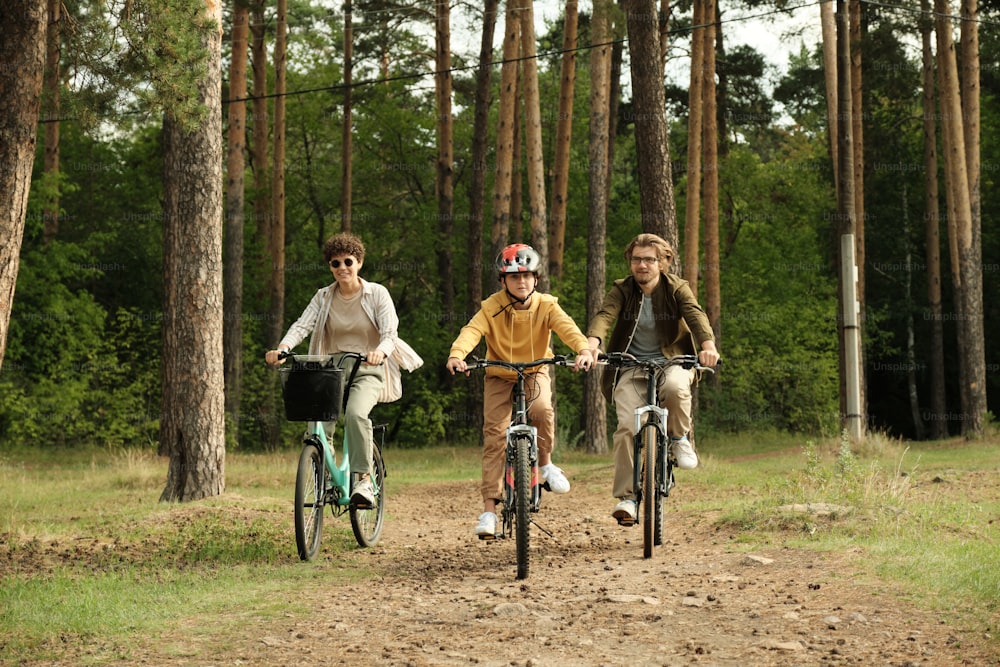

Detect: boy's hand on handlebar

[573,348,595,372]
[446,356,469,375]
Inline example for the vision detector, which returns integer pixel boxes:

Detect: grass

[2,432,999,663]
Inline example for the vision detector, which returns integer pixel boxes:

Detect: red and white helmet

[496,243,542,275]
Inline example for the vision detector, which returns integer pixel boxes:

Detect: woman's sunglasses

[329,258,355,268]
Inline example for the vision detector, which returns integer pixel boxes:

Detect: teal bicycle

[278,351,386,560]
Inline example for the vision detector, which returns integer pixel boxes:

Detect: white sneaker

[351,477,375,507]
[474,512,498,540]
[612,499,637,525]
[541,463,570,493]
[671,435,698,470]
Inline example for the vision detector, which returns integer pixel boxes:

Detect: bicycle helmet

[496,243,542,275]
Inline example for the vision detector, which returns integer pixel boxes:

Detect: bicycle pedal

[478,533,497,541]
[616,518,636,527]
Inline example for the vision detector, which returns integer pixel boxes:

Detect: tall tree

[683,0,705,288]
[435,0,455,322]
[959,0,985,437]
[920,0,946,438]
[270,0,287,349]
[547,0,579,283]
[225,0,250,436]
[160,0,226,501]
[42,0,61,243]
[701,0,720,338]
[936,0,985,437]
[250,0,270,261]
[491,1,521,261]
[467,0,498,312]
[820,0,839,200]
[341,0,354,231]
[517,0,550,292]
[585,0,613,455]
[624,0,677,248]
[0,0,46,371]
[849,0,867,424]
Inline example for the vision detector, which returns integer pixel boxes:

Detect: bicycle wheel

[654,442,666,546]
[514,436,532,580]
[641,424,657,559]
[294,443,325,561]
[350,443,386,547]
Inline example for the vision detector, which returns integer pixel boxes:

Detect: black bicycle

[599,352,716,559]
[278,351,387,560]
[466,355,575,579]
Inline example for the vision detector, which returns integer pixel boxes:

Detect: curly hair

[624,233,674,265]
[323,232,366,263]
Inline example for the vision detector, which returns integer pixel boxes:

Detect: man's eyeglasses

[629,256,659,265]
[329,258,355,268]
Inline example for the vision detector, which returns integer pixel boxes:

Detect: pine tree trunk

[701,0,720,341]
[935,0,980,437]
[849,0,867,427]
[585,0,613,455]
[517,0,549,292]
[491,2,521,262]
[42,0,60,243]
[959,0,986,437]
[623,0,677,250]
[160,0,226,502]
[0,0,45,370]
[224,0,250,438]
[820,0,839,201]
[341,1,354,231]
[920,0,946,439]
[250,0,270,257]
[436,0,455,324]
[683,0,705,288]
[548,0,579,284]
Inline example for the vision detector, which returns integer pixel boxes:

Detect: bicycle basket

[279,358,345,421]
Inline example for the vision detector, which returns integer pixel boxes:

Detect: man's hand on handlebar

[573,348,595,372]
[698,341,721,369]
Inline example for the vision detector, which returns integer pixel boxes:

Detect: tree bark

[467,0,497,314]
[491,2,521,263]
[517,0,550,292]
[42,0,61,243]
[623,0,677,250]
[250,0,270,257]
[0,0,45,371]
[958,0,986,438]
[341,1,354,232]
[920,0,946,439]
[820,0,839,202]
[548,0,579,284]
[701,0,720,341]
[683,0,705,288]
[160,0,226,502]
[225,0,250,439]
[435,0,455,325]
[585,0,612,455]
[849,0,867,426]
[270,0,287,345]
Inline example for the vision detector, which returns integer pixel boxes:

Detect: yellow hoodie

[449,290,590,380]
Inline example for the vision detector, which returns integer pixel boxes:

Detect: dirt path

[149,464,994,667]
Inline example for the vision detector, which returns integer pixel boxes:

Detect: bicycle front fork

[505,425,542,512]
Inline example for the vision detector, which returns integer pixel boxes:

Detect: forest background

[1,0,997,464]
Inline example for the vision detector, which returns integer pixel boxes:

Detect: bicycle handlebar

[277,350,370,369]
[466,354,577,373]
[598,352,719,374]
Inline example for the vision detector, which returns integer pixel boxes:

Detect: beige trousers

[611,365,695,499]
[481,366,554,502]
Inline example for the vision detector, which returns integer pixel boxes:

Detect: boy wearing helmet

[446,243,595,539]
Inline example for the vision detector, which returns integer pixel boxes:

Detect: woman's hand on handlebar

[365,349,386,366]
[265,348,289,367]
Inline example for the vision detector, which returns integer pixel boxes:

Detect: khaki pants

[324,356,384,475]
[611,365,695,499]
[481,366,554,502]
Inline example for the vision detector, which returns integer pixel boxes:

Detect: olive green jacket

[586,273,715,402]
